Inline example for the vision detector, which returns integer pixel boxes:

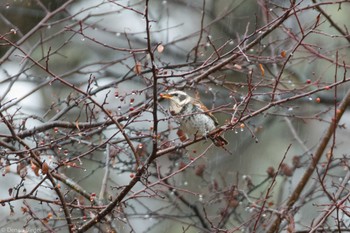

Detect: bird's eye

[172,93,178,97]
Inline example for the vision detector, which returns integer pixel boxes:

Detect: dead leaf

[134,61,142,75]
[259,63,265,77]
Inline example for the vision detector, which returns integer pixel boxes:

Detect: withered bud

[195,164,206,177]
[42,162,49,175]
[280,163,293,177]
[266,166,276,178]
[292,156,302,168]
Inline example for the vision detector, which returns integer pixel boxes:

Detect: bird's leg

[196,130,209,143]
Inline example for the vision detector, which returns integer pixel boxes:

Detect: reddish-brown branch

[192,0,206,63]
[266,88,350,233]
[1,1,350,232]
[0,112,73,232]
[0,0,75,64]
[253,144,291,232]
[312,0,350,44]
[77,0,162,230]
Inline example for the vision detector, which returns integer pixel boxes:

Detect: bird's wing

[192,99,219,125]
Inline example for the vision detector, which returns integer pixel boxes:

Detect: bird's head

[160,90,192,114]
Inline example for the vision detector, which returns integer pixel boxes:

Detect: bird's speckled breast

[178,103,216,136]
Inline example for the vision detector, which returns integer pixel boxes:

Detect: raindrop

[198,194,203,202]
[288,107,293,111]
[183,181,188,186]
[144,214,150,219]
[162,0,167,4]
[116,32,121,37]
[229,40,234,45]
[81,37,85,42]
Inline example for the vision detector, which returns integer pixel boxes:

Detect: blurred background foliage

[1,0,350,232]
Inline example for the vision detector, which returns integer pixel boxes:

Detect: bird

[160,90,228,147]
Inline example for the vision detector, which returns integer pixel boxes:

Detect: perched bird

[160,90,228,146]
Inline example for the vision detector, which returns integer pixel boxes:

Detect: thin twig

[266,88,350,233]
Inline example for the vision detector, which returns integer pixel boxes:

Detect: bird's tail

[211,135,228,147]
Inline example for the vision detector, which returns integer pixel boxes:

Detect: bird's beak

[159,93,172,99]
